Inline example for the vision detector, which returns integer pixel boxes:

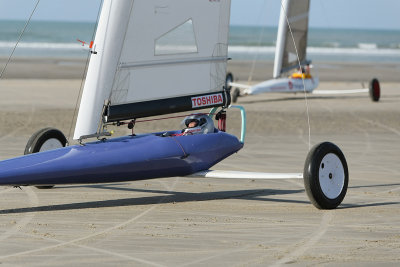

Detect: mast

[273,0,290,79]
[74,0,133,140]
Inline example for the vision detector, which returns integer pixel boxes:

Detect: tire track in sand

[0,187,38,242]
[0,178,181,266]
[0,105,35,142]
[269,211,334,266]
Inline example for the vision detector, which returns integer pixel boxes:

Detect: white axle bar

[190,170,303,179]
[313,89,368,95]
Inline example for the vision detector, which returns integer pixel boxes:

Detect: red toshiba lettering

[191,94,223,108]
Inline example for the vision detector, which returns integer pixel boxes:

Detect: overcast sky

[0,0,399,30]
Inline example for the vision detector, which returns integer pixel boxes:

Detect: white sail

[273,0,310,78]
[74,0,231,140]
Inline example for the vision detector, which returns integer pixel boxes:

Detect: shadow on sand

[2,182,399,214]
[0,184,306,214]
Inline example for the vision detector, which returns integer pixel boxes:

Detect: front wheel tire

[24,128,67,189]
[303,142,349,209]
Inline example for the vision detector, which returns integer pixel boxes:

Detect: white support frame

[190,170,303,179]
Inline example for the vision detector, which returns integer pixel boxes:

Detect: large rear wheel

[225,72,233,91]
[24,128,67,189]
[303,142,348,209]
[369,78,380,102]
[232,88,240,103]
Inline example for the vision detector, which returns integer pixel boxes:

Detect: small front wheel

[303,142,349,209]
[24,128,67,189]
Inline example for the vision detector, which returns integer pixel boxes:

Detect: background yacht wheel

[24,128,67,189]
[303,142,348,209]
[369,78,380,102]
[232,88,240,103]
[225,72,233,90]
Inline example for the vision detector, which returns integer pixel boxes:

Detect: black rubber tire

[232,88,240,103]
[369,78,380,102]
[303,142,349,209]
[225,72,233,90]
[24,128,67,189]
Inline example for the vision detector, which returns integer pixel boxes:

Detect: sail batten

[287,12,309,24]
[74,0,231,140]
[119,56,227,69]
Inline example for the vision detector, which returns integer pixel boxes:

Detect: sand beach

[0,57,399,265]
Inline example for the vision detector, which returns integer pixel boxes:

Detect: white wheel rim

[39,138,63,152]
[319,153,345,199]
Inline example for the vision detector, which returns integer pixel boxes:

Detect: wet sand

[0,58,399,266]
[2,57,400,82]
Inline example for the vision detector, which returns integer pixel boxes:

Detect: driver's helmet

[181,114,215,135]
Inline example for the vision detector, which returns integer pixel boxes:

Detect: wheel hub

[319,153,345,199]
[39,138,64,152]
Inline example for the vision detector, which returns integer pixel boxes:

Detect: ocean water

[1,20,400,63]
[229,25,400,63]
[0,20,96,58]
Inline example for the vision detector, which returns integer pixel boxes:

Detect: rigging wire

[247,0,269,84]
[67,0,104,143]
[280,0,312,150]
[0,0,41,80]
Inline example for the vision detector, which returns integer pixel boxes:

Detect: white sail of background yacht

[273,0,310,78]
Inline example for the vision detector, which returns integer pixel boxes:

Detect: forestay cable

[280,0,312,150]
[247,0,268,84]
[0,0,41,80]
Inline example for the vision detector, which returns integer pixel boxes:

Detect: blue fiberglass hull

[0,131,243,186]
